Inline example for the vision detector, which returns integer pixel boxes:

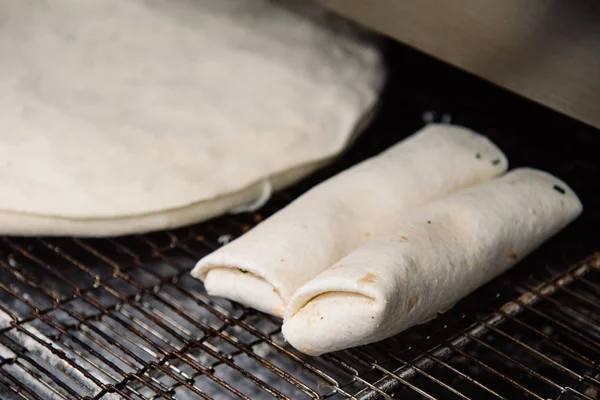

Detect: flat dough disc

[0,0,383,236]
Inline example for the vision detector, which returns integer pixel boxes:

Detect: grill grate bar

[578,275,600,295]
[586,375,600,388]
[2,230,599,400]
[518,288,600,339]
[110,384,151,400]
[561,282,600,307]
[165,355,250,399]
[166,287,342,396]
[89,238,327,399]
[480,321,584,381]
[497,313,596,371]
[0,364,47,400]
[374,360,471,400]
[35,239,293,398]
[4,318,114,398]
[448,339,546,400]
[0,275,138,386]
[390,337,506,400]
[2,344,80,400]
[109,304,279,399]
[139,357,221,400]
[349,345,459,399]
[2,239,229,399]
[464,332,564,392]
[514,301,600,359]
[552,287,600,324]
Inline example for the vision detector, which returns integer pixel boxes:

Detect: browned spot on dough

[407,296,418,312]
[300,301,324,327]
[302,223,308,228]
[241,224,251,232]
[272,288,278,293]
[401,236,408,241]
[364,231,371,238]
[507,250,518,260]
[320,316,324,320]
[280,258,285,262]
[358,272,379,287]
[273,305,285,316]
[253,214,263,222]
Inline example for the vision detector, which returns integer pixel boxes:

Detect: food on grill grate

[283,168,582,355]
[192,124,507,316]
[0,0,383,237]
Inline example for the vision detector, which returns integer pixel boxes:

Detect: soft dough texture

[0,0,383,236]
[282,168,582,355]
[192,124,508,316]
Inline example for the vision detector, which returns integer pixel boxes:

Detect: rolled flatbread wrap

[282,168,582,355]
[191,124,508,316]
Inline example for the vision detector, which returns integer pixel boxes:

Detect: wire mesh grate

[1,41,600,399]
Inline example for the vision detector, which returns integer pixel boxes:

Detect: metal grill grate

[1,41,600,400]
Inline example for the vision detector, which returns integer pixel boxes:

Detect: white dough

[192,124,508,316]
[282,168,582,355]
[0,0,383,236]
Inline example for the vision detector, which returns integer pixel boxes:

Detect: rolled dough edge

[0,105,379,237]
[0,158,325,237]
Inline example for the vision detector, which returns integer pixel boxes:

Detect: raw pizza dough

[192,124,508,316]
[282,168,582,355]
[0,0,384,236]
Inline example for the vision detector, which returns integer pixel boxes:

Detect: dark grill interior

[1,40,600,399]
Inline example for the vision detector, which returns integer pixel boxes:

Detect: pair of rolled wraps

[192,124,582,355]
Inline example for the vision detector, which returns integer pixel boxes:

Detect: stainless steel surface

[319,0,600,129]
[1,48,600,399]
